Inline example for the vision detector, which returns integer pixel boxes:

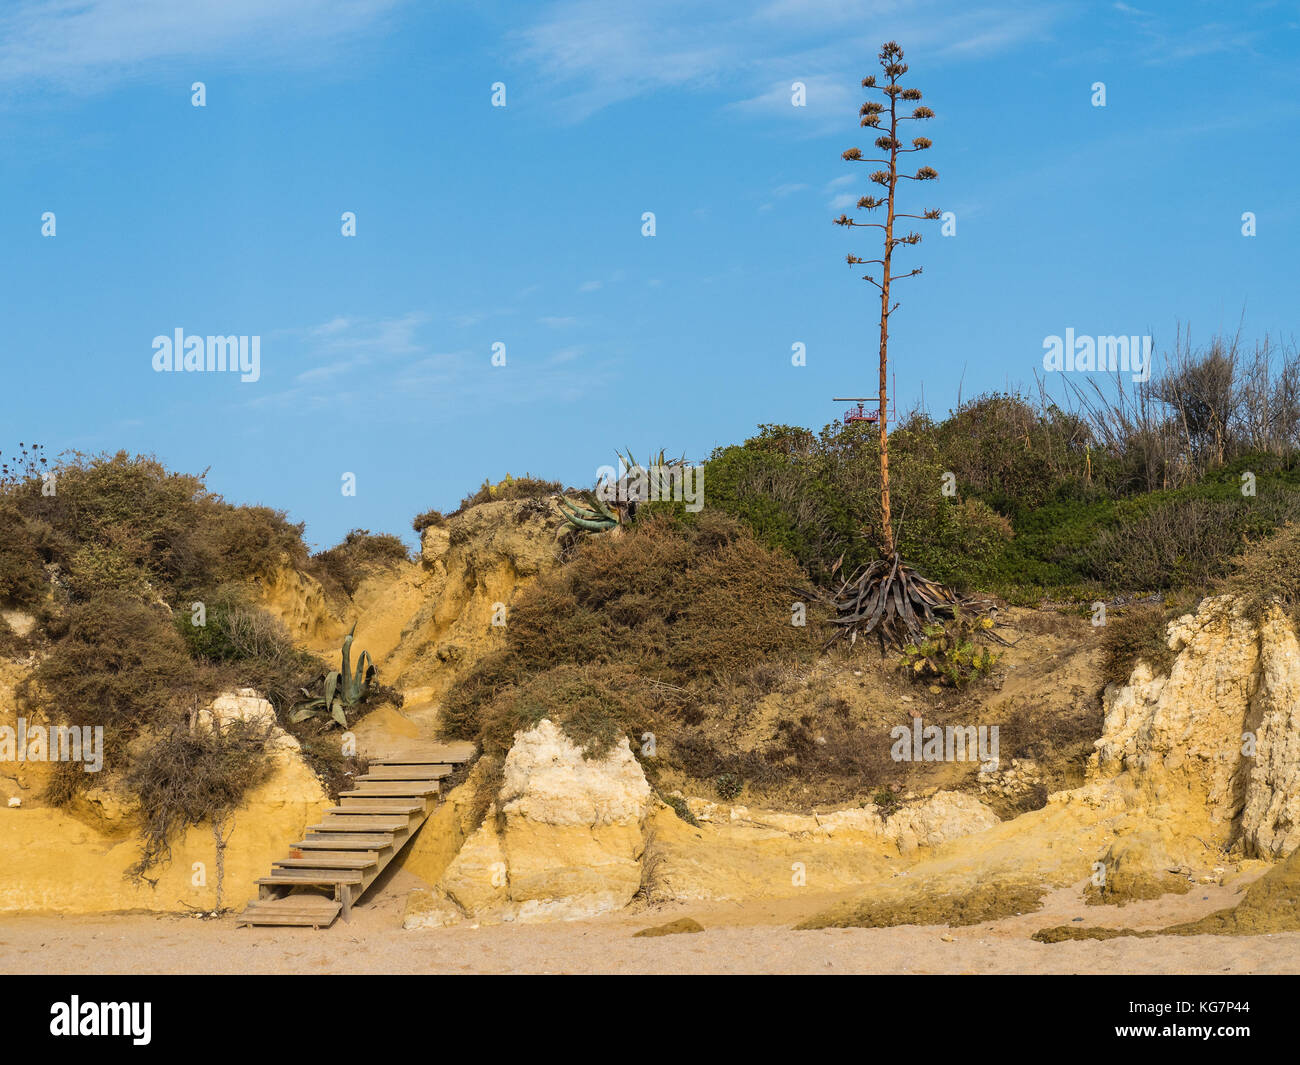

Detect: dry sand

[1,868,1295,975]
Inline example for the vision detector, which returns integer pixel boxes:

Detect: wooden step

[259,871,363,887]
[294,834,396,850]
[244,748,446,929]
[325,802,424,816]
[274,856,378,871]
[237,897,341,929]
[281,849,381,864]
[367,743,475,765]
[342,783,440,797]
[309,816,413,832]
[362,765,453,780]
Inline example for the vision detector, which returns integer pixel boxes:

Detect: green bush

[704,421,964,586]
[175,588,326,713]
[931,392,1092,515]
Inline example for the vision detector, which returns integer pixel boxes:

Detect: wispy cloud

[511,0,1067,122]
[727,73,857,132]
[0,0,403,90]
[248,311,429,406]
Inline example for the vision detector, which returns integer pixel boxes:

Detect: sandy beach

[3,870,1295,976]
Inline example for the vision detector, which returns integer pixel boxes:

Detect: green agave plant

[555,447,688,533]
[615,447,686,473]
[290,622,376,728]
[555,490,620,531]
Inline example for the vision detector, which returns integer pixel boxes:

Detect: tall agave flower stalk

[827,42,957,649]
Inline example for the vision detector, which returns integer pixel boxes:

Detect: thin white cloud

[729,73,856,129]
[0,0,403,90]
[512,0,1067,122]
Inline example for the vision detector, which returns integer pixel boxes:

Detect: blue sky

[2,0,1297,550]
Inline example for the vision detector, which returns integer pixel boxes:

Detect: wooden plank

[274,856,378,871]
[361,765,453,780]
[241,904,339,918]
[243,900,339,915]
[326,801,424,814]
[237,897,341,929]
[294,834,395,849]
[330,801,425,815]
[279,850,379,865]
[341,784,440,797]
[309,817,412,832]
[367,742,475,765]
[239,915,336,928]
[259,872,364,886]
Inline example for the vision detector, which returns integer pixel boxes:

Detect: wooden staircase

[237,745,474,929]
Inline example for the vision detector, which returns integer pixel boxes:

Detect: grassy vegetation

[411,508,446,534]
[175,585,327,714]
[1218,521,1300,624]
[0,450,308,605]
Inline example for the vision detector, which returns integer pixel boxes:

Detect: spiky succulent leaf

[290,703,321,723]
[565,512,617,531]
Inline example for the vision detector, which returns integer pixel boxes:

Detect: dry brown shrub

[1099,604,1176,687]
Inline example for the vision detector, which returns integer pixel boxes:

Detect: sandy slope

[1,869,1294,976]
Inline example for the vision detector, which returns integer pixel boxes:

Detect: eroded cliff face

[804,595,1300,926]
[256,566,339,644]
[1088,596,1300,858]
[388,502,560,696]
[401,719,1004,927]
[405,720,652,926]
[255,500,561,703]
[10,496,1300,926]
